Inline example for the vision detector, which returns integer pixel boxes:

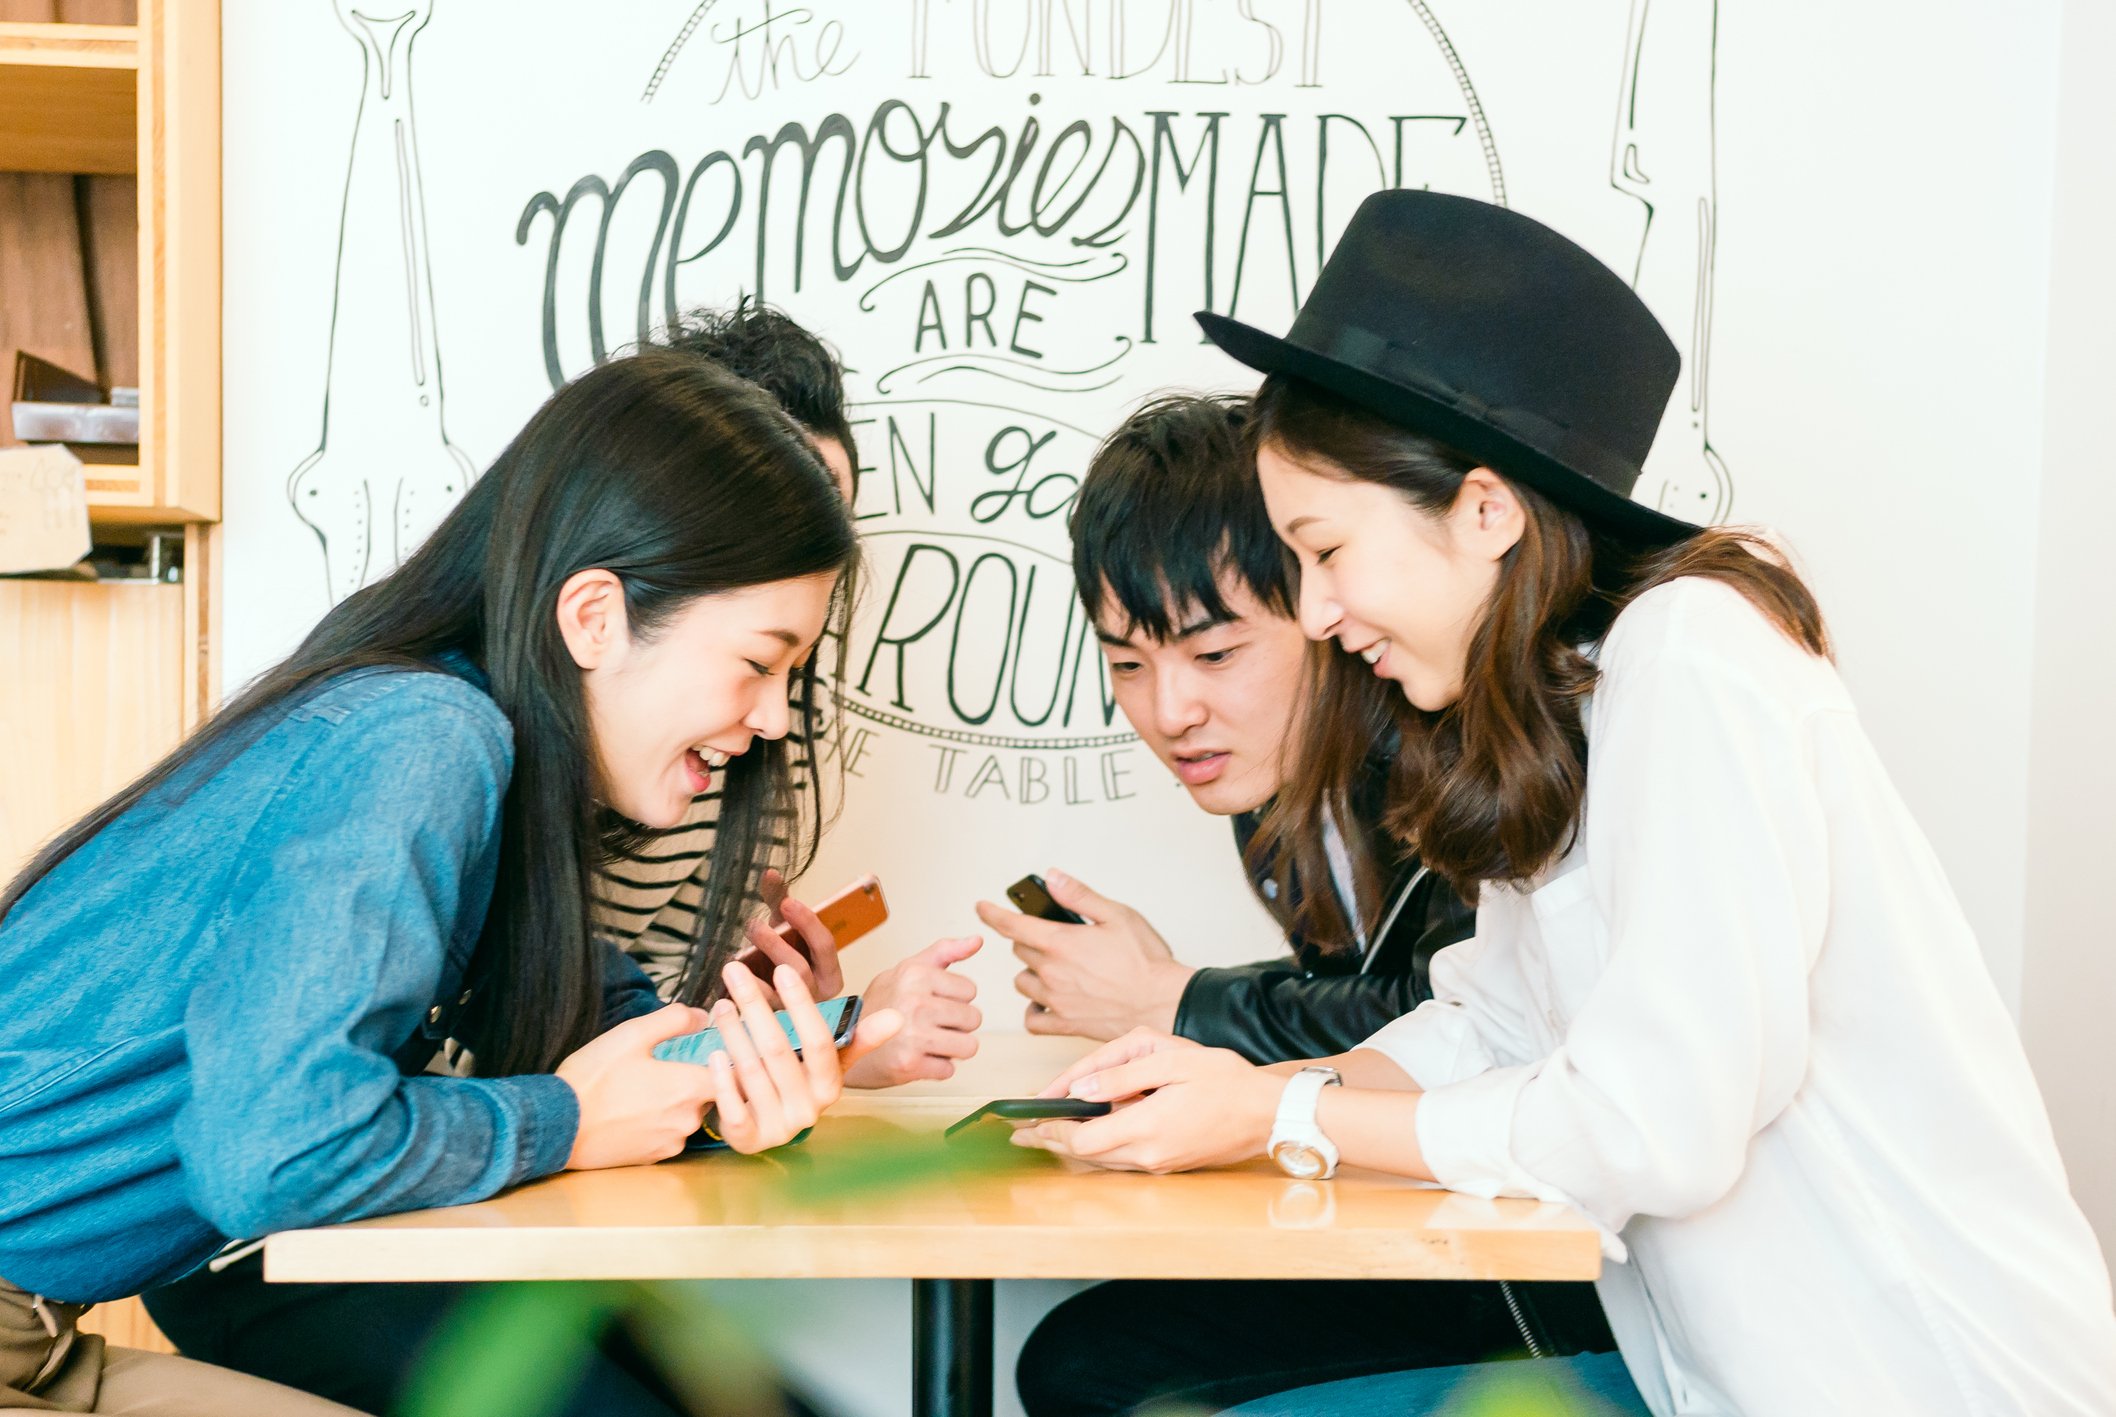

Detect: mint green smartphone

[652,995,862,1066]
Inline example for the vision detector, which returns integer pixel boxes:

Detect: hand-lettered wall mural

[224,0,1732,997]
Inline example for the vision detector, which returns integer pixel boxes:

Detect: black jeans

[142,1252,753,1417]
[1015,1278,1614,1416]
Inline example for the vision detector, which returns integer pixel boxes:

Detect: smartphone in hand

[773,873,889,954]
[945,1098,1112,1139]
[1006,874,1087,926]
[652,996,864,1065]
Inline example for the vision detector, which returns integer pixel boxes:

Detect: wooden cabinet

[0,579,183,870]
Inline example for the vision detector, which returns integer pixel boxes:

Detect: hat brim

[1196,310,1699,545]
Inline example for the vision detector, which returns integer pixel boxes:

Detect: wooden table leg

[912,1278,992,1417]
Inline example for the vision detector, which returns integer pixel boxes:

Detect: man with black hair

[991,393,1612,1417]
[976,392,1469,1058]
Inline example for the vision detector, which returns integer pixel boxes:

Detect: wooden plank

[0,3,138,21]
[135,0,218,521]
[57,2,139,22]
[182,518,216,729]
[79,461,153,518]
[0,23,138,174]
[268,1097,1602,1285]
[0,579,184,876]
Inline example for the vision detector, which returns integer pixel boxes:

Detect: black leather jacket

[1170,807,1476,1064]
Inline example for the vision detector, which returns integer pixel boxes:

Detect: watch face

[1273,1142,1325,1180]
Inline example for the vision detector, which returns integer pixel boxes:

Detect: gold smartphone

[773,873,889,951]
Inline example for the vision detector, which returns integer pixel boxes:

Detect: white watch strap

[1274,1067,1339,1135]
[1274,1065,1343,1148]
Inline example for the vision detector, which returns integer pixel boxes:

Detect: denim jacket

[0,660,662,1303]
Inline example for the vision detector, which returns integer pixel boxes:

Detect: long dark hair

[1,350,858,1075]
[1249,375,1829,942]
[644,302,862,924]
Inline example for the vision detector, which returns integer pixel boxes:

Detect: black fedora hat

[1197,189,1697,544]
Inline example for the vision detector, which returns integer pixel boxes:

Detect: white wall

[1698,0,2063,1014]
[2021,0,2116,1263]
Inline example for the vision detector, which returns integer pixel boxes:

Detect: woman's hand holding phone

[1034,1026,1205,1100]
[557,966,902,1167]
[1013,1029,1276,1174]
[556,1001,721,1170]
[729,867,845,1003]
[698,962,901,1153]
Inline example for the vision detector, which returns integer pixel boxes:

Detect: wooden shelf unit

[3,6,219,524]
[0,22,137,175]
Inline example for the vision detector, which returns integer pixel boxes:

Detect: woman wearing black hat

[1015,191,2116,1414]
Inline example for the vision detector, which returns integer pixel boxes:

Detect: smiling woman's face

[563,571,838,828]
[1255,441,1522,713]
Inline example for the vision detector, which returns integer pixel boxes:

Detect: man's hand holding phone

[974,869,1197,1040]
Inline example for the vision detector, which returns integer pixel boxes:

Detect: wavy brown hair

[1248,375,1830,946]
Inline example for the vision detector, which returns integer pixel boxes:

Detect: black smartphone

[945,1098,1112,1139]
[1007,874,1087,925]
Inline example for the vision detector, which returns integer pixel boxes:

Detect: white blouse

[1360,577,2116,1415]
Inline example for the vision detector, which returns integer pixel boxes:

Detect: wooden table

[265,1036,1601,1416]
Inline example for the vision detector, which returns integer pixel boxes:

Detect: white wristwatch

[1268,1066,1343,1179]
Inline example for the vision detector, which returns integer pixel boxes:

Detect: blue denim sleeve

[598,937,667,1030]
[172,675,580,1240]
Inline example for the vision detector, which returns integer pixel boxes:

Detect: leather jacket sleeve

[1172,805,1479,1064]
[1172,959,1426,1063]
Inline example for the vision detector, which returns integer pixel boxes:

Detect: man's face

[1095,576,1309,816]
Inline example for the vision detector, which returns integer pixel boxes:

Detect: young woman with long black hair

[1014,192,2116,1414]
[131,304,984,1417]
[0,349,899,1414]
